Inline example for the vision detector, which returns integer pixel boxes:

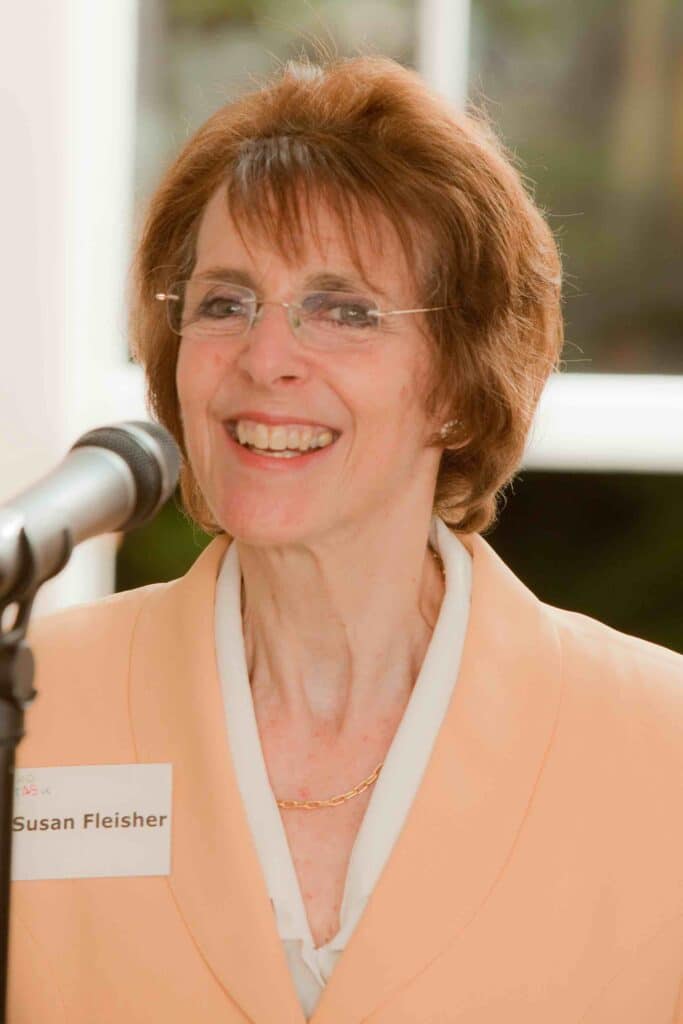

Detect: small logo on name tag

[11,764,172,881]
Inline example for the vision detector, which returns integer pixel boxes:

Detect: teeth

[298,426,313,451]
[269,426,288,451]
[231,419,335,452]
[287,426,300,449]
[254,423,269,450]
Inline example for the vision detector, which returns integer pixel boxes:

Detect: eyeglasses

[154,277,449,351]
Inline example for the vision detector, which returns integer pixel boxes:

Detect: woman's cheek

[176,351,215,479]
[177,342,205,405]
[175,343,196,415]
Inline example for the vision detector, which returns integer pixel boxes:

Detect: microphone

[0,421,181,603]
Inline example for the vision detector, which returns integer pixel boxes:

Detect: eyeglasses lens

[166,280,381,350]
[169,280,253,336]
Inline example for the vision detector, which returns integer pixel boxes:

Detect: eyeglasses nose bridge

[251,299,303,338]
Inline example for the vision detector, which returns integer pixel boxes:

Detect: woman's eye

[304,294,378,328]
[334,304,375,326]
[197,296,247,319]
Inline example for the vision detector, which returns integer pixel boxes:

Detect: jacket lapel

[129,530,564,1024]
[129,537,307,1024]
[310,532,564,1023]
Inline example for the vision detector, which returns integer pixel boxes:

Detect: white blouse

[214,515,473,1019]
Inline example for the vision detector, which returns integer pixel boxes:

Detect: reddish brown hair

[130,55,564,534]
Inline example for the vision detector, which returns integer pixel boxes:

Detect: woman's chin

[210,497,327,547]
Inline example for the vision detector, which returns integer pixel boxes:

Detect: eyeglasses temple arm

[376,306,447,318]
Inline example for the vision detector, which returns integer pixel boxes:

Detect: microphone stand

[0,526,71,1021]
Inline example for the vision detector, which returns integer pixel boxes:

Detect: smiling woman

[132,57,563,538]
[168,191,447,553]
[9,54,683,1024]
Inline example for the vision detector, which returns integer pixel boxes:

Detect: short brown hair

[130,54,564,535]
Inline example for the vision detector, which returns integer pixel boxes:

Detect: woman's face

[176,188,445,547]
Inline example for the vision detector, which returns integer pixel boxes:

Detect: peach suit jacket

[7,531,683,1024]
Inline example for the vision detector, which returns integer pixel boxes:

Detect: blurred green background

[119,0,683,655]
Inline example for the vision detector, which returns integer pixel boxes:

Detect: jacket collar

[129,529,563,1024]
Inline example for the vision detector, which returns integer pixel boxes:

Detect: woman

[9,56,683,1023]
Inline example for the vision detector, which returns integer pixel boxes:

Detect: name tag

[11,764,172,881]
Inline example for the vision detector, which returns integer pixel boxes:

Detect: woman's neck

[238,519,444,742]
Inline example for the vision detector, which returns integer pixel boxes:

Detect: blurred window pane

[135,0,416,212]
[470,0,683,373]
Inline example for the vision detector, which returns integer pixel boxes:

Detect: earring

[439,419,461,440]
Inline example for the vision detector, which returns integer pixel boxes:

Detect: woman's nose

[234,302,308,384]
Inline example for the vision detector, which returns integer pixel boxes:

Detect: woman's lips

[222,423,338,470]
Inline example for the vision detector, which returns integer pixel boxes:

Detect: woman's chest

[253,702,398,950]
[280,794,372,950]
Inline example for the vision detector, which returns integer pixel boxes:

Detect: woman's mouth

[223,420,340,468]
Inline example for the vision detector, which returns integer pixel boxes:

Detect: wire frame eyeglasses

[154,278,450,350]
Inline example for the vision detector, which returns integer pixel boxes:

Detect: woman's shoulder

[19,540,227,766]
[26,539,226,686]
[543,600,682,716]
[545,600,682,668]
[20,583,173,765]
[28,579,169,660]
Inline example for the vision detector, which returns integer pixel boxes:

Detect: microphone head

[71,421,181,530]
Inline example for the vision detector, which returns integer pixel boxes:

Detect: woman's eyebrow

[192,266,389,300]
[303,272,389,299]
[192,266,256,288]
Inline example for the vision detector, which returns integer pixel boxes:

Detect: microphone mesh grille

[71,422,180,530]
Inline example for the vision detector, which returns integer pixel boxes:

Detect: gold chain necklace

[275,546,446,810]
